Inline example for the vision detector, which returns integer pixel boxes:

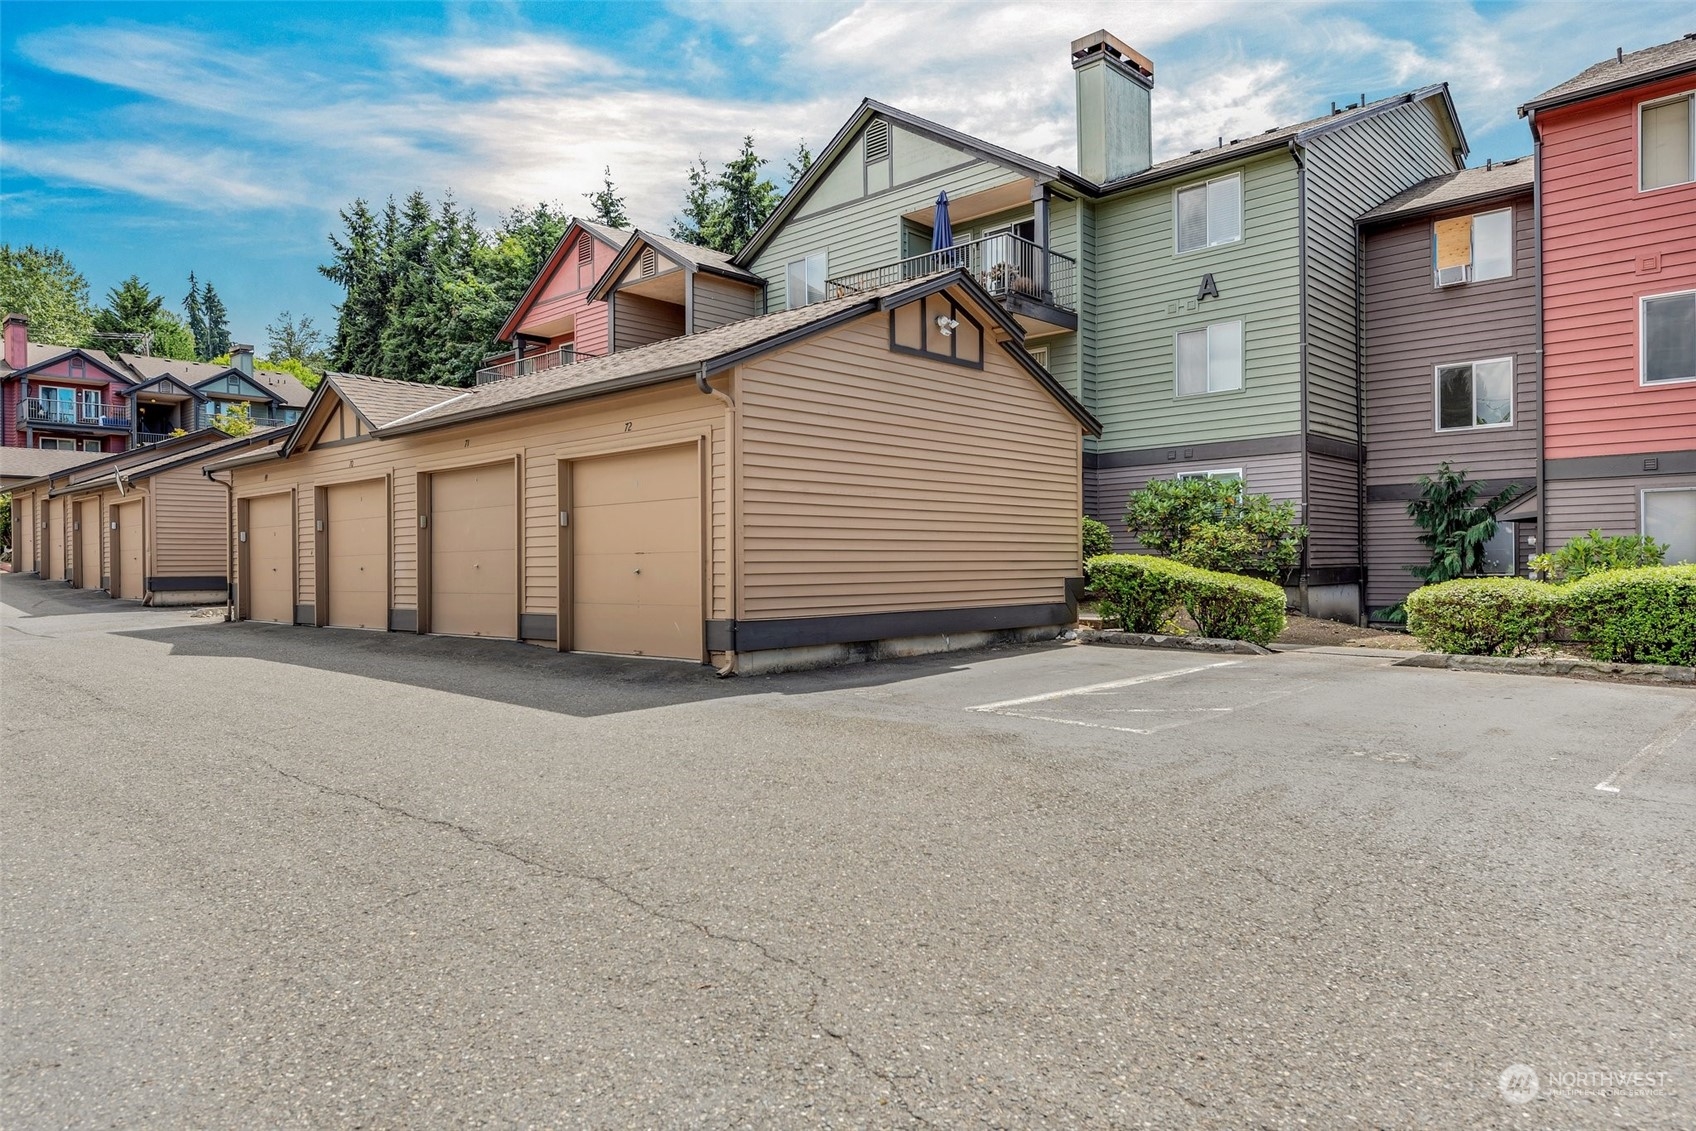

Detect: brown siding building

[1359,161,1539,610]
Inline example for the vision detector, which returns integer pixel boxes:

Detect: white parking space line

[1595,704,1696,794]
[964,661,1242,713]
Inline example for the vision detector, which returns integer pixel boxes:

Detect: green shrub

[1122,477,1305,576]
[1081,516,1113,561]
[1182,568,1287,644]
[1087,554,1188,633]
[1084,553,1286,644]
[1405,578,1560,656]
[1548,530,1666,582]
[1563,565,1696,666]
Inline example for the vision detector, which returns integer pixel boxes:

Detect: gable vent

[640,246,658,277]
[578,239,593,267]
[865,119,891,164]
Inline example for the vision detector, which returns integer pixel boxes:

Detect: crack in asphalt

[256,758,932,1126]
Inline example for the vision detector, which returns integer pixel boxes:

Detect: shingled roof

[1360,157,1535,223]
[54,427,289,495]
[1521,35,1696,115]
[324,372,468,429]
[0,446,100,487]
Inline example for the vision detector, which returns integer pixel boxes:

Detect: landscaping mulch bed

[1272,614,1422,650]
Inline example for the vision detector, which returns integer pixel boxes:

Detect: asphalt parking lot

[3,574,1692,1128]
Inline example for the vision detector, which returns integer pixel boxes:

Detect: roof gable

[497,219,632,341]
[129,372,208,400]
[3,346,136,385]
[284,371,465,456]
[196,371,280,403]
[588,230,763,303]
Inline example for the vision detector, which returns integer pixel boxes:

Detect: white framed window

[38,438,75,450]
[1177,468,1244,484]
[1641,289,1696,384]
[81,439,103,452]
[1480,520,1516,575]
[76,388,102,420]
[1175,320,1243,396]
[1175,173,1242,253]
[1432,207,1513,286]
[1640,92,1694,191]
[1435,356,1514,430]
[785,252,827,309]
[1642,488,1696,564]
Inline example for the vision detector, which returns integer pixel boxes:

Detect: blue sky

[3,1,1691,350]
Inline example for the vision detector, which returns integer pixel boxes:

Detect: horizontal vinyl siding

[1091,153,1302,451]
[1362,196,1539,486]
[1364,500,1427,608]
[1545,473,1696,549]
[1539,77,1696,459]
[1089,453,1303,552]
[752,156,1025,313]
[1306,454,1360,567]
[149,464,231,578]
[1301,102,1460,441]
[692,276,760,332]
[612,292,685,351]
[737,312,1081,618]
[230,384,729,625]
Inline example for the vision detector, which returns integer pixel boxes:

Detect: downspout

[1353,220,1368,623]
[21,375,30,448]
[696,363,737,676]
[1290,139,1311,614]
[1530,123,1546,556]
[205,466,236,623]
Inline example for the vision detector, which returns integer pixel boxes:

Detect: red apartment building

[1522,36,1696,564]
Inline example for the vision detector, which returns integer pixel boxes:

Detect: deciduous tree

[0,244,95,347]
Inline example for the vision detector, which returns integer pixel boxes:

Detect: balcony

[826,233,1078,321]
[475,345,591,385]
[21,397,130,431]
[193,405,295,431]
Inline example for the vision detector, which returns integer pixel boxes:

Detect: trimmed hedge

[1086,554,1287,645]
[1563,565,1696,666]
[1405,578,1561,657]
[1405,566,1696,665]
[1081,516,1114,561]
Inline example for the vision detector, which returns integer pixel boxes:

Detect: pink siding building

[476,220,630,382]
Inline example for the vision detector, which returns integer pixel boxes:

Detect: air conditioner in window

[1435,264,1470,287]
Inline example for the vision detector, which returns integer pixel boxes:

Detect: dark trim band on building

[1367,477,1536,503]
[519,613,558,640]
[146,575,229,592]
[1543,450,1696,480]
[1086,433,1360,471]
[707,598,1076,653]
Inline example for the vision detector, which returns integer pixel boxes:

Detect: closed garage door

[244,493,293,623]
[325,480,387,630]
[570,444,701,660]
[75,499,101,589]
[430,463,516,638]
[44,500,64,580]
[112,500,144,600]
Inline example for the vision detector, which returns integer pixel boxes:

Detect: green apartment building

[735,31,1468,619]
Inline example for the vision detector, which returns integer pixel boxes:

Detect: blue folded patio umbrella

[931,191,953,262]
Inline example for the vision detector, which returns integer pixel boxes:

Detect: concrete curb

[1079,629,1273,656]
[1394,652,1695,684]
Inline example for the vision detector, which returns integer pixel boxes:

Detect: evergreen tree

[183,272,211,359]
[200,283,232,357]
[785,140,814,187]
[0,244,95,346]
[376,190,441,383]
[319,197,388,376]
[670,157,716,247]
[583,167,629,228]
[712,136,781,254]
[92,275,164,352]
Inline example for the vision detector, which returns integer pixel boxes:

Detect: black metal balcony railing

[825,233,1077,314]
[476,344,590,385]
[22,396,130,429]
[193,405,294,431]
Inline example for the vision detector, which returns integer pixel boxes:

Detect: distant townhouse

[732,31,1469,619]
[1358,160,1539,611]
[474,219,630,383]
[1520,36,1696,564]
[1,315,311,450]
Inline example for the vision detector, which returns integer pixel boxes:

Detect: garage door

[325,480,387,630]
[430,463,516,638]
[44,500,64,580]
[16,496,34,576]
[570,444,701,660]
[112,500,144,600]
[75,499,101,590]
[244,493,293,623]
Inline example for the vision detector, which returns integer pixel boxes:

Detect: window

[1641,93,1694,190]
[81,439,103,452]
[1175,320,1243,396]
[1480,521,1516,575]
[1642,290,1696,384]
[1177,468,1244,484]
[1175,174,1242,253]
[1435,357,1514,430]
[1643,488,1696,564]
[785,252,827,309]
[1432,207,1513,286]
[38,438,75,450]
[76,389,102,420]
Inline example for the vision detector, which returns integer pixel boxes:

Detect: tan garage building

[31,428,285,603]
[213,271,1099,672]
